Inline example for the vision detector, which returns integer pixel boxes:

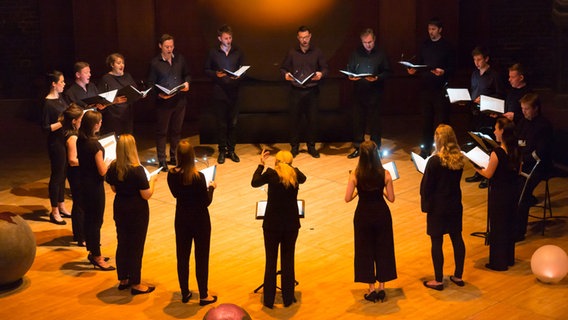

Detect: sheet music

[382,161,400,181]
[446,88,472,103]
[256,199,305,219]
[480,95,505,113]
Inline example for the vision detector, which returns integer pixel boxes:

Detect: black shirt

[417,37,455,90]
[147,53,191,94]
[505,85,531,124]
[64,82,99,108]
[204,45,244,100]
[346,45,391,92]
[470,67,506,101]
[517,114,553,172]
[280,46,328,89]
[42,97,68,143]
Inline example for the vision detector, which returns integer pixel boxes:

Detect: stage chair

[518,153,553,236]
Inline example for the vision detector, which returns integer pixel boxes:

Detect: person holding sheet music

[98,53,136,136]
[77,110,115,271]
[62,103,86,245]
[167,141,218,305]
[148,34,191,172]
[106,134,157,295]
[473,117,520,270]
[515,93,553,241]
[251,149,306,308]
[465,46,506,188]
[503,63,531,124]
[204,25,244,164]
[280,25,328,158]
[64,61,109,111]
[345,141,396,302]
[420,124,466,290]
[406,17,455,158]
[345,28,392,159]
[42,70,71,225]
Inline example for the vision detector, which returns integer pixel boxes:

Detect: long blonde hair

[274,151,298,188]
[176,140,200,185]
[115,134,141,181]
[434,124,464,170]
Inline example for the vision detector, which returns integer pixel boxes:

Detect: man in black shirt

[147,34,191,171]
[204,25,244,164]
[504,63,531,124]
[407,18,455,158]
[280,26,328,158]
[345,28,391,159]
[64,62,106,110]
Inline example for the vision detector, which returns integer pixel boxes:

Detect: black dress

[251,165,306,308]
[487,147,518,270]
[354,175,397,284]
[167,170,214,299]
[106,165,150,284]
[77,137,105,256]
[98,73,136,135]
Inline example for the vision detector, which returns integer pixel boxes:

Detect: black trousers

[289,87,319,148]
[114,199,149,285]
[352,91,382,149]
[48,140,66,207]
[83,181,105,257]
[263,228,298,307]
[214,97,239,152]
[175,218,211,298]
[430,232,465,282]
[517,168,547,239]
[420,89,450,152]
[67,166,85,243]
[155,95,186,162]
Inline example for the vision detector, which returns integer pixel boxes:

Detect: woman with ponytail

[251,149,306,309]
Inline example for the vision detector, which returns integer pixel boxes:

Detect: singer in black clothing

[407,18,455,157]
[280,26,328,158]
[147,34,191,171]
[168,141,218,305]
[205,25,245,164]
[64,62,104,110]
[504,63,531,124]
[345,28,391,159]
[251,149,306,308]
[98,53,135,136]
[42,71,71,225]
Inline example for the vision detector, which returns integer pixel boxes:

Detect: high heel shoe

[364,290,378,302]
[131,286,155,295]
[59,211,72,218]
[377,290,386,302]
[181,291,192,303]
[49,213,66,225]
[87,254,115,271]
[199,295,218,306]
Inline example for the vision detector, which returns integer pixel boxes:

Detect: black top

[420,155,463,235]
[77,137,105,183]
[106,164,149,198]
[147,53,191,96]
[416,37,455,90]
[251,165,307,231]
[204,45,244,100]
[505,85,531,124]
[42,97,68,143]
[517,114,554,172]
[280,46,328,89]
[167,170,214,222]
[470,67,506,101]
[64,82,99,108]
[98,73,137,118]
[346,45,391,92]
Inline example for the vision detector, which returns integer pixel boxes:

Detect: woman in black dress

[98,53,136,136]
[77,110,115,271]
[345,141,396,303]
[106,134,157,294]
[42,71,71,225]
[251,149,306,309]
[62,103,85,245]
[421,124,466,290]
[475,117,520,271]
[167,141,218,305]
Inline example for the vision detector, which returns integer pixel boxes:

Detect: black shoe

[181,291,192,303]
[217,152,226,164]
[167,158,177,165]
[159,161,168,172]
[291,146,299,158]
[465,172,483,182]
[131,286,155,295]
[49,213,66,225]
[118,281,131,290]
[485,263,508,271]
[59,211,72,218]
[449,276,465,287]
[283,297,297,307]
[347,149,360,159]
[364,291,378,302]
[423,280,444,291]
[377,290,386,302]
[478,178,488,189]
[199,295,218,306]
[87,254,115,271]
[308,146,320,158]
[228,152,240,163]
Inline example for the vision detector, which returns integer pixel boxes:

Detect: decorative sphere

[530,245,568,284]
[0,212,36,288]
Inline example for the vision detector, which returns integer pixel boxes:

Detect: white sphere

[530,245,568,284]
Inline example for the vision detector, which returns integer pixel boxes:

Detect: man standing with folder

[147,34,191,171]
[345,28,391,159]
